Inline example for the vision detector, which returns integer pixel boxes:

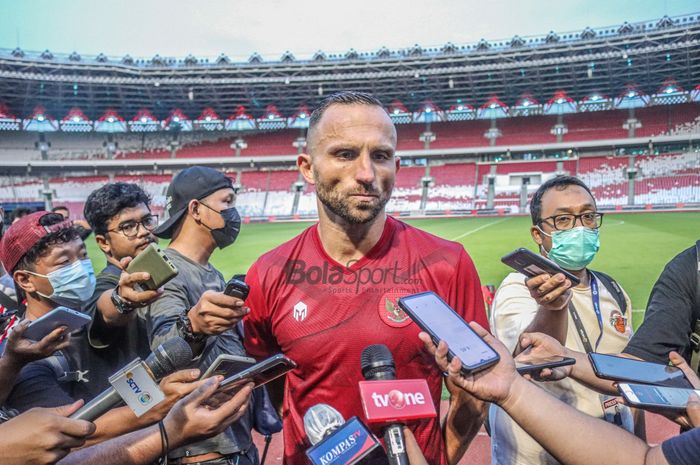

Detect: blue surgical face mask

[28,259,96,309]
[540,226,600,271]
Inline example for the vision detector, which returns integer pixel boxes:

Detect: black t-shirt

[82,262,151,398]
[624,244,700,365]
[4,328,92,412]
[662,427,700,465]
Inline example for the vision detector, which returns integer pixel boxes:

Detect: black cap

[154,166,233,238]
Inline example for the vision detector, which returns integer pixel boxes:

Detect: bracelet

[158,420,169,465]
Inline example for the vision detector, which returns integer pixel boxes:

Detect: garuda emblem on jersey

[378,292,412,328]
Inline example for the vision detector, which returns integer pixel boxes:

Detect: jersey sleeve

[243,261,281,360]
[489,273,539,354]
[448,248,489,330]
[624,247,697,363]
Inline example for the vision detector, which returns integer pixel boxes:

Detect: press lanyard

[568,273,603,353]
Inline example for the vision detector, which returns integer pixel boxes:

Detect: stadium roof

[0,13,698,118]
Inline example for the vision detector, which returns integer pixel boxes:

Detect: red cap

[0,211,73,273]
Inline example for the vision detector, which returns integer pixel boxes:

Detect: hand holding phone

[398,291,500,374]
[589,353,693,389]
[126,243,178,292]
[204,355,296,409]
[3,319,71,366]
[23,307,92,341]
[618,383,700,412]
[189,290,249,336]
[514,355,576,376]
[201,354,257,379]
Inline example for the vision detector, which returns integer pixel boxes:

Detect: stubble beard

[314,177,391,225]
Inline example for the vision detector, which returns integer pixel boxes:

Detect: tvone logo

[371,390,426,409]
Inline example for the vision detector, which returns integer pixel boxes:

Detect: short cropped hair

[530,175,596,225]
[309,91,385,130]
[83,183,151,235]
[14,213,81,273]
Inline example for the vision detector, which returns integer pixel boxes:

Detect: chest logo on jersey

[608,309,628,334]
[378,292,413,328]
[293,301,308,322]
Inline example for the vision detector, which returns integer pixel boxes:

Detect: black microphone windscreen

[145,336,193,379]
[361,344,396,381]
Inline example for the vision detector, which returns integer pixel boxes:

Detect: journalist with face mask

[0,212,201,447]
[144,166,258,465]
[487,176,642,465]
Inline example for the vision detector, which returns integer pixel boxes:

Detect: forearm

[442,389,485,465]
[96,290,131,327]
[0,356,22,404]
[58,424,162,465]
[86,405,160,447]
[501,377,656,465]
[517,308,568,355]
[566,348,618,395]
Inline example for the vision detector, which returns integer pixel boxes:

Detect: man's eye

[337,151,354,159]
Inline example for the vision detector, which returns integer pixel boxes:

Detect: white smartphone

[23,307,92,341]
[618,383,700,412]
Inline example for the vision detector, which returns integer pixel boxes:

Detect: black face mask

[200,203,241,249]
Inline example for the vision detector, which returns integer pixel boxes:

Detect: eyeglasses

[108,215,159,237]
[539,212,604,231]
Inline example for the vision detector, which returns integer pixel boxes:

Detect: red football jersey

[244,216,488,465]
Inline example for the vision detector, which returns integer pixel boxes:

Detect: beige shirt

[489,272,633,465]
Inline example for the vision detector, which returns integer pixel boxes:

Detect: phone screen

[590,353,693,388]
[399,292,498,371]
[622,383,700,409]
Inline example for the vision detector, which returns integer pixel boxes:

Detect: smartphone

[204,354,296,408]
[223,276,249,300]
[23,307,92,341]
[201,354,257,379]
[589,353,693,389]
[618,383,700,412]
[501,248,581,286]
[397,291,500,374]
[126,243,179,291]
[515,356,576,375]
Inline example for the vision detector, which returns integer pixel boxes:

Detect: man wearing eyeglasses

[81,182,163,397]
[488,175,638,465]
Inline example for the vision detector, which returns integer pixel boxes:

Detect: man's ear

[95,233,112,256]
[298,153,315,185]
[395,156,401,173]
[531,225,544,246]
[188,199,202,223]
[13,270,37,294]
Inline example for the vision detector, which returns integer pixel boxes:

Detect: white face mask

[26,259,96,309]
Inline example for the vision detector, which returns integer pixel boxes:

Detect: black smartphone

[515,356,576,375]
[501,248,581,286]
[589,353,693,389]
[224,276,249,300]
[397,291,500,374]
[200,354,257,379]
[618,383,700,412]
[204,354,296,408]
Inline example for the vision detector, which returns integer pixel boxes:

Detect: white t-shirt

[489,271,634,465]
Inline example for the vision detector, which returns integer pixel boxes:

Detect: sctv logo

[126,372,152,405]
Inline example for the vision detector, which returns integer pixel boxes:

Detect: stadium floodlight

[195,107,224,131]
[226,106,256,131]
[652,79,689,105]
[259,104,286,130]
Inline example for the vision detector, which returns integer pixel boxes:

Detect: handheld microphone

[70,336,193,421]
[360,345,435,465]
[303,404,383,465]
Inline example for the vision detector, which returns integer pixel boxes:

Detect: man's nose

[354,152,375,185]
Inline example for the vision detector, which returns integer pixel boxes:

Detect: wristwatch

[110,288,138,315]
[176,312,206,344]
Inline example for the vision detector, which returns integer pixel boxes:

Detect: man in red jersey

[244,91,488,465]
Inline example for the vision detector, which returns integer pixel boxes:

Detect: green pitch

[85,211,700,329]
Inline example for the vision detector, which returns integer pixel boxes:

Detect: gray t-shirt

[147,248,254,459]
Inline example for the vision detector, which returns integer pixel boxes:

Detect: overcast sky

[0,0,697,60]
